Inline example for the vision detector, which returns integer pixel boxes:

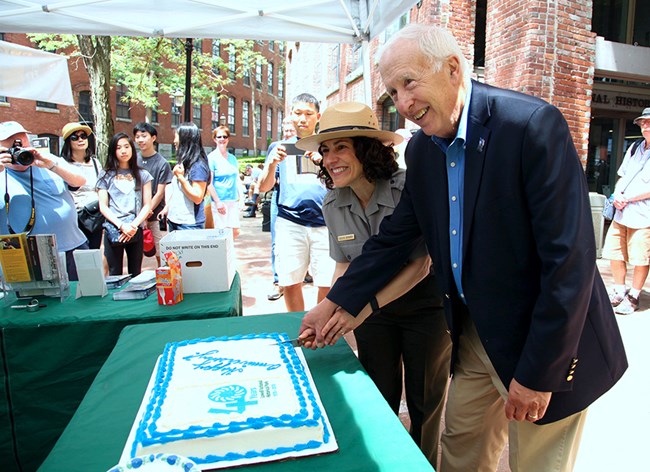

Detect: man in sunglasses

[0,121,88,280]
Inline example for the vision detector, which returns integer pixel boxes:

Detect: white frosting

[127,333,336,468]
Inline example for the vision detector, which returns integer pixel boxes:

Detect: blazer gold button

[566,375,574,381]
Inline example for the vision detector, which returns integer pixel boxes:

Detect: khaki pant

[440,316,587,472]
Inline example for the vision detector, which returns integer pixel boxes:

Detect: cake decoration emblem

[208,385,258,414]
[183,349,281,375]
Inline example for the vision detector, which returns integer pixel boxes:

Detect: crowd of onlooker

[0,119,263,280]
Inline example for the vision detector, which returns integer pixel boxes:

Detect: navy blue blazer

[328,81,628,424]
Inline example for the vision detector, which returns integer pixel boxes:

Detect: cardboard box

[159,229,235,293]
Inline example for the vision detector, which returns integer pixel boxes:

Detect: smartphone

[281,142,301,157]
[31,137,50,151]
[282,142,319,175]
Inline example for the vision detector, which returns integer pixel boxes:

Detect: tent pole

[184,38,193,122]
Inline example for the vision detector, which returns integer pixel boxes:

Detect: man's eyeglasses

[70,133,88,141]
[216,135,228,140]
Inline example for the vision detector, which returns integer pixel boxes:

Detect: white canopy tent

[0,0,419,103]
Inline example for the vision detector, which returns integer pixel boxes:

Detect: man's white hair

[379,24,471,86]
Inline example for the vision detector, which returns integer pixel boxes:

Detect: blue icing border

[131,332,330,463]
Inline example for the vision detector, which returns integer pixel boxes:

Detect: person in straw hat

[602,106,650,314]
[296,101,451,465]
[60,122,104,249]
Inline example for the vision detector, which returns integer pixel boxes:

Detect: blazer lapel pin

[477,137,486,153]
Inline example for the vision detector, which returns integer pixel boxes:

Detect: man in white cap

[602,107,650,314]
[0,121,88,280]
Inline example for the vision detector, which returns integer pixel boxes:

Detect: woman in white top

[161,122,210,231]
[61,122,103,248]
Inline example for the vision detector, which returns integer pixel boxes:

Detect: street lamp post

[184,38,193,123]
[219,113,227,127]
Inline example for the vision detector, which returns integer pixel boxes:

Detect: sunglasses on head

[216,135,228,139]
[70,133,88,141]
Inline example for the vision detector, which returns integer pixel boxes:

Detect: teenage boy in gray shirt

[134,122,173,264]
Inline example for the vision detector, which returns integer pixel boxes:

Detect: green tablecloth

[39,314,433,472]
[0,274,242,472]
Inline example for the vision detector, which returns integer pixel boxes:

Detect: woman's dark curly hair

[317,136,398,189]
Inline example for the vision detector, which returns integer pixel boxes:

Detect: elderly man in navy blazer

[299,24,627,472]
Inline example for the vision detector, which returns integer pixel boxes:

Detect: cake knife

[278,335,314,347]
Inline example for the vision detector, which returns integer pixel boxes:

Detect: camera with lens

[6,139,35,166]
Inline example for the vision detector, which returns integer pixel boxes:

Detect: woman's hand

[216,201,227,215]
[120,222,138,239]
[173,163,185,178]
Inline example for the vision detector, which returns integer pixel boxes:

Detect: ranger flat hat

[296,101,403,152]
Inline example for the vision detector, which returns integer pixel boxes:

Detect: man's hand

[272,145,287,165]
[504,378,552,422]
[322,307,362,345]
[298,298,338,349]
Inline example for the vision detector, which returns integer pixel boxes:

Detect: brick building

[286,0,650,196]
[0,34,287,159]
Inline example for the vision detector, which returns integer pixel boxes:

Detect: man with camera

[0,121,88,280]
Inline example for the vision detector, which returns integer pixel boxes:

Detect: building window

[278,68,285,98]
[171,103,181,128]
[242,100,250,136]
[79,91,93,123]
[592,0,650,47]
[277,110,284,140]
[384,13,409,42]
[36,101,58,110]
[116,85,130,119]
[150,92,159,124]
[328,44,340,87]
[228,45,236,80]
[256,63,263,90]
[269,40,275,51]
[256,104,262,138]
[381,98,400,131]
[212,40,221,75]
[633,0,650,47]
[267,107,273,141]
[243,68,251,87]
[474,0,486,68]
[348,43,362,73]
[267,62,274,94]
[228,97,236,134]
[279,42,285,54]
[193,103,202,129]
[211,96,220,130]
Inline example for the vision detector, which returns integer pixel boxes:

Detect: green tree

[27,34,232,159]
